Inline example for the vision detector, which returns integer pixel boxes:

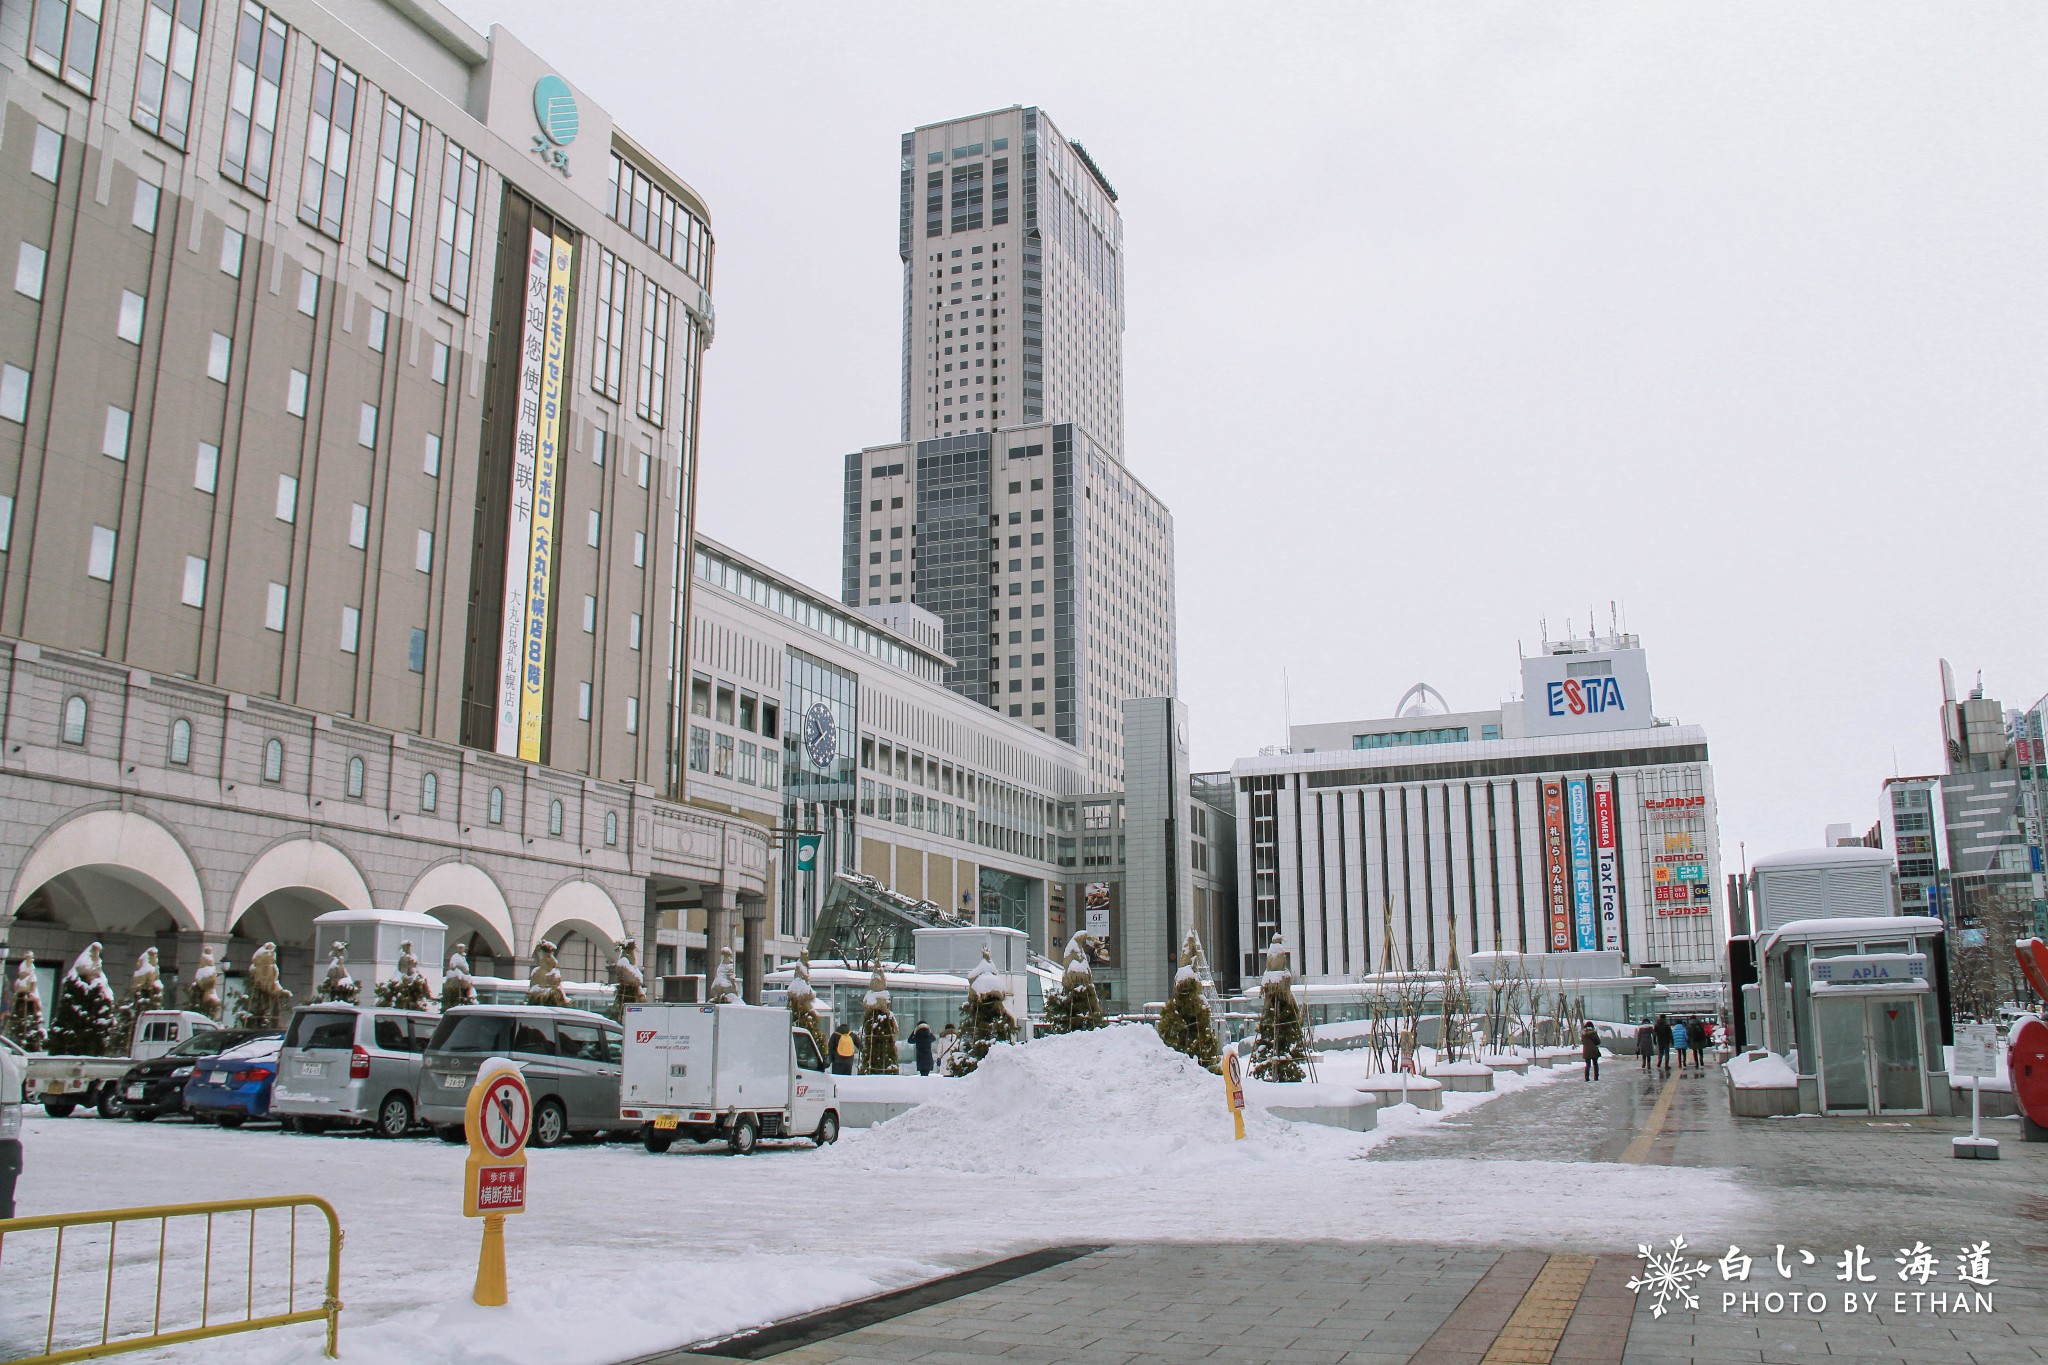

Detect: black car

[116,1028,280,1121]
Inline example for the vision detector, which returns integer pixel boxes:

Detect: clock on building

[803,701,837,771]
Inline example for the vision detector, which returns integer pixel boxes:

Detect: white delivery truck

[619,1003,839,1154]
[27,1009,220,1117]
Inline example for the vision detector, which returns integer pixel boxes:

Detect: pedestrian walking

[1670,1018,1690,1074]
[936,1022,959,1074]
[1689,1017,1708,1070]
[1635,1021,1655,1072]
[827,1024,857,1076]
[910,1019,937,1077]
[1653,1013,1673,1077]
[1580,1021,1601,1081]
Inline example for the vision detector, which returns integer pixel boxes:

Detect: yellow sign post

[1223,1050,1247,1140]
[461,1059,530,1306]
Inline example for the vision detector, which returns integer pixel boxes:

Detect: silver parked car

[418,1005,624,1148]
[271,1004,438,1137]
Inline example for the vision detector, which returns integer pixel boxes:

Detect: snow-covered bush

[5,954,46,1053]
[1248,934,1313,1083]
[49,943,118,1056]
[948,949,1017,1076]
[1155,930,1220,1070]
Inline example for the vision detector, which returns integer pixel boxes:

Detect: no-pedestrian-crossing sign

[464,1062,531,1219]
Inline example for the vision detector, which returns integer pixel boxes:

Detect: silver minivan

[271,1004,438,1137]
[418,1005,624,1147]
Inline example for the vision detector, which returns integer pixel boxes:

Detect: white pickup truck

[27,1010,219,1117]
[619,1003,839,1154]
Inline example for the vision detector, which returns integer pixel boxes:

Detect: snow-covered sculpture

[527,940,568,1007]
[5,954,46,1053]
[440,946,477,1011]
[1156,930,1221,1070]
[1043,930,1106,1034]
[316,941,360,1004]
[1248,933,1312,1083]
[115,947,165,1039]
[949,949,1017,1076]
[860,968,898,1075]
[706,945,739,1004]
[236,941,291,1028]
[786,951,826,1055]
[186,944,224,1021]
[49,943,119,1056]
[375,939,433,1011]
[607,939,646,1022]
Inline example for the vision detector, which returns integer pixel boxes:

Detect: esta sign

[1546,676,1626,718]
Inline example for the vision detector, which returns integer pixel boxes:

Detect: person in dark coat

[1653,1014,1674,1077]
[1635,1021,1655,1072]
[827,1025,857,1076]
[1580,1021,1602,1081]
[1689,1017,1709,1070]
[909,1020,937,1077]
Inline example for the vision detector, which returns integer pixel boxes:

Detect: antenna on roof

[1282,667,1293,748]
[1610,599,1618,635]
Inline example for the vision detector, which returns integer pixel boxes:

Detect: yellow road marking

[1480,1253,1597,1364]
[1620,1072,1678,1165]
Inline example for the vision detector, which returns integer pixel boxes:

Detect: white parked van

[620,1003,838,1154]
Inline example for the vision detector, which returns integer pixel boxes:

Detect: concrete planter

[1359,1082,1442,1111]
[1722,1072,1802,1118]
[1426,1067,1496,1093]
[1268,1098,1379,1132]
[838,1100,921,1128]
[1483,1058,1530,1076]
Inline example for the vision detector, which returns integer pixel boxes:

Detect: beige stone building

[0,0,769,1006]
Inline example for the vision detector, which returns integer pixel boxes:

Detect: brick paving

[649,1058,2048,1365]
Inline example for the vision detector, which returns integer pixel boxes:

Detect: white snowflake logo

[1628,1236,1715,1318]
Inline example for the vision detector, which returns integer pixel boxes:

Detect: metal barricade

[0,1194,342,1363]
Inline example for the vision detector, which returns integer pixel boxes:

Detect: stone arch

[227,838,375,951]
[403,860,516,977]
[8,807,205,934]
[530,879,627,981]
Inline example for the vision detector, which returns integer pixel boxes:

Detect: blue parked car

[181,1035,284,1127]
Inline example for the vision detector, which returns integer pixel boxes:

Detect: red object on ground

[2016,939,2048,1002]
[2009,1015,2048,1133]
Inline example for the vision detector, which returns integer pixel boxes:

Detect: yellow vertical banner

[517,231,574,762]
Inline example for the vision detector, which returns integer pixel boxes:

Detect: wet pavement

[656,1055,2048,1364]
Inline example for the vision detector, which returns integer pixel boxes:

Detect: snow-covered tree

[5,954,45,1053]
[115,947,165,1041]
[186,945,224,1021]
[1042,931,1106,1035]
[48,943,119,1056]
[786,951,826,1054]
[527,940,568,1007]
[375,940,433,1011]
[860,968,898,1074]
[315,941,360,1004]
[236,941,291,1029]
[706,945,739,1004]
[607,939,646,1022]
[440,947,476,1012]
[1437,942,1471,1063]
[1155,930,1220,1070]
[948,949,1017,1076]
[1248,934,1313,1083]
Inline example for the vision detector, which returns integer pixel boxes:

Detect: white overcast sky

[451,1,2046,862]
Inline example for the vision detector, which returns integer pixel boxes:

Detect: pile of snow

[833,1026,1340,1177]
[1425,1060,1493,1077]
[1724,1049,1798,1089]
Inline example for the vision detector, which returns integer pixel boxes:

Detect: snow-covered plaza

[0,1029,1758,1364]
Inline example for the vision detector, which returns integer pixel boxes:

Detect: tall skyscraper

[898,107,1124,457]
[844,107,1175,789]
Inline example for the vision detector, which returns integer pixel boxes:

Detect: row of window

[53,693,622,841]
[31,0,483,308]
[684,726,781,790]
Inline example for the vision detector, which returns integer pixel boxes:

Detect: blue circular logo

[532,75,579,147]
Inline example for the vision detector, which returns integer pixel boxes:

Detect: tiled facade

[0,0,770,1001]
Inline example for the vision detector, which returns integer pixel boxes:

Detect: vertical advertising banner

[1542,781,1570,950]
[516,230,575,762]
[495,228,553,756]
[1567,777,1596,951]
[1594,781,1621,952]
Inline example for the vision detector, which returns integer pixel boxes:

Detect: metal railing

[0,1195,342,1363]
